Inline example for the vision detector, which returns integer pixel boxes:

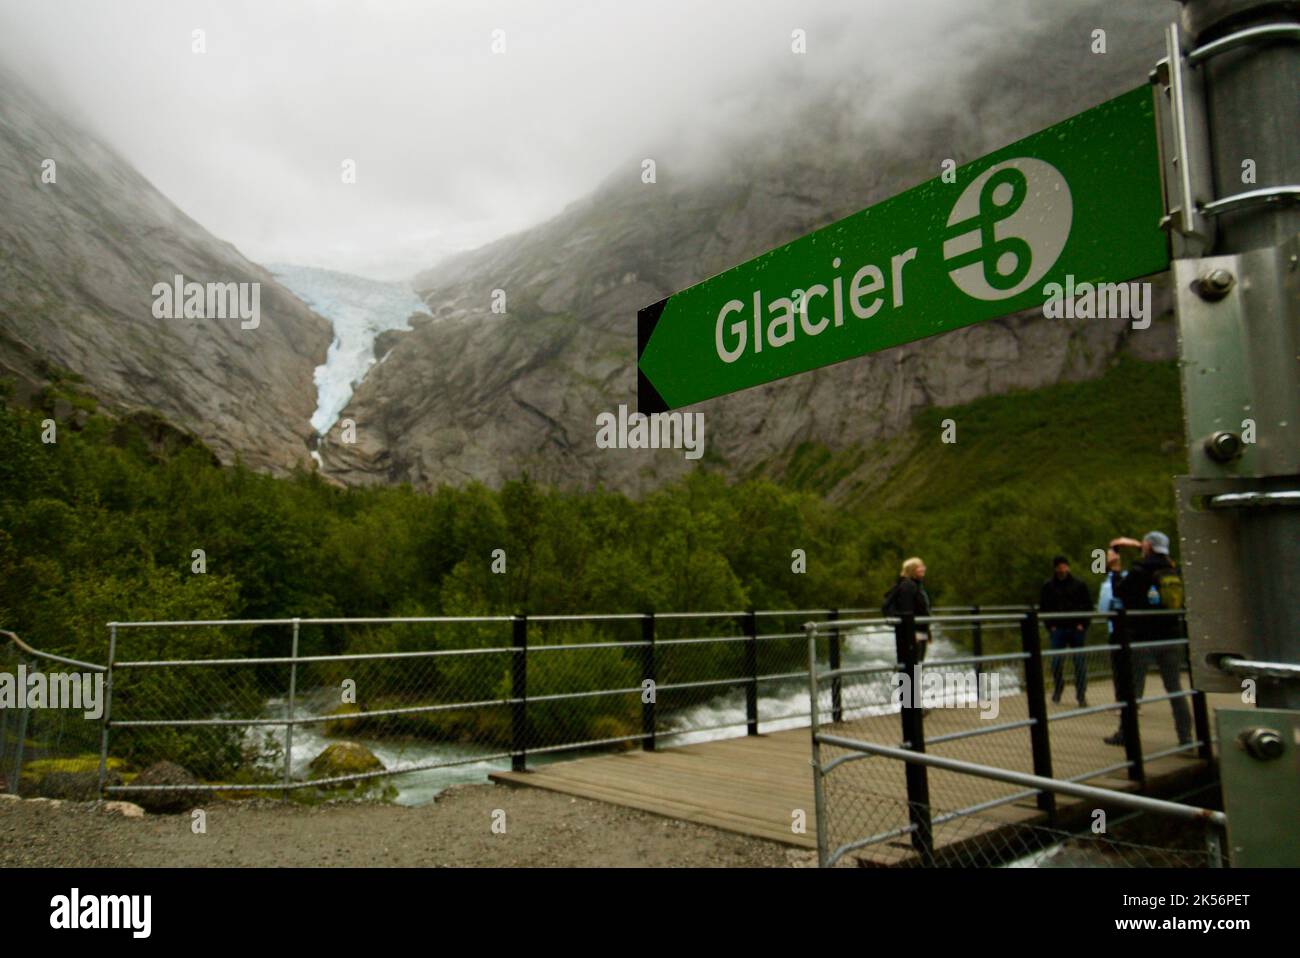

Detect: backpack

[882,580,904,617]
[1149,564,1187,638]
[1150,565,1185,610]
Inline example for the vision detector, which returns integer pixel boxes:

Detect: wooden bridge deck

[491,688,1235,864]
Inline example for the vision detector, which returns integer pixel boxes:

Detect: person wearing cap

[1105,531,1193,748]
[1037,555,1093,707]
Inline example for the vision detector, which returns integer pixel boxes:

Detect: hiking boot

[1103,731,1125,746]
[1051,688,1062,704]
[1077,695,1088,708]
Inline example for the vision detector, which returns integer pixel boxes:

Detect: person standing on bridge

[1038,555,1093,707]
[1098,548,1127,709]
[1104,532,1193,749]
[883,557,931,662]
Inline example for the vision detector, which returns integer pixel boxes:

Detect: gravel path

[0,785,813,868]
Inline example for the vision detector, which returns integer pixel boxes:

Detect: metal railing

[3,605,1213,822]
[1,629,107,798]
[805,608,1218,867]
[811,735,1227,867]
[30,608,890,801]
[1,607,1008,799]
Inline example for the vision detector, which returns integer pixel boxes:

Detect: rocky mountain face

[0,67,332,475]
[320,3,1179,498]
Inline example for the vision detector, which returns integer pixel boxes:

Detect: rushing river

[257,624,1014,806]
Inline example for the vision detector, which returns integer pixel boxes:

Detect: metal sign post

[1156,2,1300,705]
[1157,0,1299,866]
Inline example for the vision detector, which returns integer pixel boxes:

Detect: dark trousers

[1131,644,1193,743]
[895,628,930,663]
[1049,626,1087,701]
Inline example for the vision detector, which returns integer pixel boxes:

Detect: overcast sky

[0,0,1117,281]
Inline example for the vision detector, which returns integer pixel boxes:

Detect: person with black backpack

[883,557,931,662]
[1104,531,1193,748]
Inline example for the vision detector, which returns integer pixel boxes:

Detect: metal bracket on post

[1173,235,1300,696]
[1217,707,1300,866]
[1174,237,1299,482]
[1152,21,1217,257]
[1152,20,1300,256]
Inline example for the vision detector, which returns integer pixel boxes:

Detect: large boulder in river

[129,761,202,814]
[309,742,384,785]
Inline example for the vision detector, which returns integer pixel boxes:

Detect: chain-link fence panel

[524,617,644,754]
[809,610,1220,869]
[812,776,1223,868]
[96,611,876,805]
[1,632,105,798]
[651,612,751,746]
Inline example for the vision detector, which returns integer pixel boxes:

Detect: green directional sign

[637,85,1170,412]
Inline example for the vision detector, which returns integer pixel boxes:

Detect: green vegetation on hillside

[779,356,1186,599]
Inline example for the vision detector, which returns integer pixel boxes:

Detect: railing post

[1187,624,1213,760]
[12,692,28,797]
[283,617,300,796]
[1019,611,1057,818]
[512,614,528,772]
[895,613,934,864]
[0,684,8,790]
[1206,824,1225,869]
[641,612,656,752]
[971,605,983,682]
[807,621,829,867]
[828,609,842,724]
[96,623,117,801]
[1113,608,1145,784]
[743,609,759,736]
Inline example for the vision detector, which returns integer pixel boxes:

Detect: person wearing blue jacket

[1098,548,1126,709]
[1098,547,1126,633]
